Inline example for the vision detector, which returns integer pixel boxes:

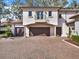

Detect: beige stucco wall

[47,11,58,25]
[61,23,69,37]
[23,10,58,26]
[23,11,35,25]
[28,23,52,27]
[75,21,79,35]
[60,12,76,22]
[25,26,29,37]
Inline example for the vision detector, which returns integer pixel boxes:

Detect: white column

[50,27,54,36]
[75,21,79,35]
[25,27,29,37]
[61,23,69,37]
[54,26,56,36]
[11,24,15,36]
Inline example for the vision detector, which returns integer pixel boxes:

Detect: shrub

[0,25,12,38]
[5,25,12,37]
[71,35,79,43]
[5,31,12,37]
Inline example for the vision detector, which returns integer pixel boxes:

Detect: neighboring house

[69,13,79,35]
[0,18,24,37]
[20,6,79,37]
[0,25,7,33]
[0,18,10,37]
[0,18,10,31]
[11,19,24,36]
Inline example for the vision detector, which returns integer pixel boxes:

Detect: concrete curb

[62,39,79,49]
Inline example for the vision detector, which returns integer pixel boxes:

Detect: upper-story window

[49,11,52,16]
[28,11,32,16]
[36,11,43,19]
[59,14,62,18]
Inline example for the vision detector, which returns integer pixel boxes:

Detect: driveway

[0,36,79,59]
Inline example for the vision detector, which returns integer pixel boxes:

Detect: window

[72,26,75,30]
[37,11,40,19]
[28,11,32,16]
[40,11,43,19]
[49,11,52,16]
[36,11,43,19]
[59,14,62,18]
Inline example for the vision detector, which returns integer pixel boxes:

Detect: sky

[67,0,79,4]
[3,0,13,5]
[3,0,79,5]
[3,0,26,5]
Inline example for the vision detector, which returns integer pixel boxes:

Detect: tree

[11,0,23,20]
[0,0,5,19]
[32,0,68,7]
[67,0,79,8]
[58,0,68,7]
[26,0,32,6]
[0,0,3,8]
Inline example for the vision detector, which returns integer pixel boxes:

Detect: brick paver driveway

[0,36,79,59]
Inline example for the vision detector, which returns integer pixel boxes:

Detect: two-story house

[15,6,79,37]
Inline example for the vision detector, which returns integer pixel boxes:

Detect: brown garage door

[56,27,62,36]
[29,27,50,36]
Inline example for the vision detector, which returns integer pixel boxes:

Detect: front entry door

[56,27,62,36]
[15,27,24,36]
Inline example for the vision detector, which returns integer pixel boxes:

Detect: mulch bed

[65,39,79,46]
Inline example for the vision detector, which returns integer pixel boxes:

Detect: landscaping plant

[71,35,79,43]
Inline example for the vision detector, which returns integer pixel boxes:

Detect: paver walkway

[0,36,79,59]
